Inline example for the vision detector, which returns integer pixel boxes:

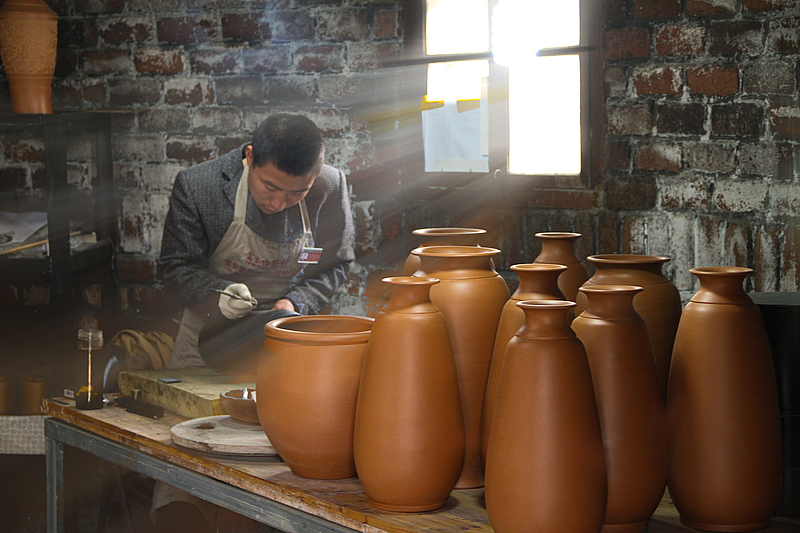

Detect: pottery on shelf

[485,300,607,533]
[667,267,782,532]
[412,245,509,489]
[572,285,668,533]
[403,227,486,276]
[576,254,681,402]
[256,314,374,480]
[354,277,464,512]
[533,232,589,301]
[482,262,567,464]
[0,0,57,114]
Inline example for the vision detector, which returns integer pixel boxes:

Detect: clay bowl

[220,388,260,425]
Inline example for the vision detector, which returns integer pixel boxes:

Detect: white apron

[170,161,314,368]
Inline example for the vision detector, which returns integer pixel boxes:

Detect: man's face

[246,147,316,215]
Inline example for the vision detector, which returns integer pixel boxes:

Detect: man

[159,112,355,372]
[152,113,355,533]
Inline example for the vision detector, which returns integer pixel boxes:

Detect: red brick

[53,79,108,107]
[192,107,243,134]
[598,212,621,253]
[58,19,98,47]
[711,103,765,138]
[135,49,185,75]
[634,140,682,171]
[80,285,102,308]
[753,224,780,291]
[166,137,215,162]
[190,50,240,74]
[23,285,50,306]
[164,79,214,105]
[296,44,346,72]
[686,65,739,96]
[113,164,140,189]
[271,10,314,40]
[684,141,736,172]
[133,286,162,304]
[109,78,160,105]
[222,13,271,42]
[215,77,266,106]
[505,189,600,210]
[0,285,19,306]
[724,222,750,267]
[139,107,191,133]
[317,8,369,40]
[606,176,658,210]
[375,10,398,39]
[604,27,651,60]
[659,175,709,209]
[348,42,401,69]
[782,225,800,290]
[4,139,44,162]
[75,314,100,331]
[633,0,680,18]
[99,18,152,45]
[243,45,293,73]
[745,0,796,12]
[84,50,133,75]
[709,21,764,56]
[74,0,123,13]
[0,168,26,190]
[767,18,800,54]
[157,16,217,45]
[267,76,317,103]
[657,102,706,136]
[605,0,628,23]
[604,66,627,98]
[606,139,631,170]
[607,104,653,135]
[742,61,795,94]
[687,0,736,15]
[31,167,46,189]
[655,24,706,56]
[770,98,800,142]
[633,66,681,95]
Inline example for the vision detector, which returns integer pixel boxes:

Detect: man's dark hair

[251,113,325,177]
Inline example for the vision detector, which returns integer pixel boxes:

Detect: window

[413,0,599,180]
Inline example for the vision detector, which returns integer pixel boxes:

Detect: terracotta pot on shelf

[572,285,668,533]
[403,227,486,276]
[575,254,681,402]
[485,300,607,533]
[354,277,464,512]
[256,314,374,480]
[667,267,782,532]
[412,245,509,489]
[0,0,58,114]
[482,262,567,464]
[533,232,588,301]
[22,377,45,415]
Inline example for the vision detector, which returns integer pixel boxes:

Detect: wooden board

[118,367,254,419]
[170,415,277,457]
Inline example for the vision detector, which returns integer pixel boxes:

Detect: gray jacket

[158,144,356,315]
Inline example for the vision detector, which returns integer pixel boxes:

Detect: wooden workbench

[42,398,799,533]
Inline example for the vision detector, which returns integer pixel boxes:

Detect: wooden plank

[42,398,800,533]
[118,367,254,419]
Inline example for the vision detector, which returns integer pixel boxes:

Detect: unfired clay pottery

[572,285,668,533]
[533,232,589,301]
[257,314,374,480]
[0,0,57,114]
[402,227,486,275]
[481,263,567,463]
[22,377,45,414]
[412,245,509,489]
[220,388,259,425]
[0,376,8,415]
[667,267,782,532]
[485,300,607,533]
[354,277,464,512]
[576,254,681,401]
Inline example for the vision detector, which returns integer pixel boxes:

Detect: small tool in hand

[213,288,257,304]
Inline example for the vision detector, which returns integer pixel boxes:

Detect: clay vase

[402,227,486,276]
[0,0,58,114]
[533,232,589,301]
[667,267,782,532]
[481,263,567,463]
[572,285,668,533]
[576,254,681,402]
[412,245,509,489]
[354,277,464,512]
[22,377,45,415]
[257,314,374,480]
[485,300,607,533]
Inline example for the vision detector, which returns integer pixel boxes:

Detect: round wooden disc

[170,415,277,456]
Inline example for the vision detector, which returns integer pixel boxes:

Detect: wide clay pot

[354,277,464,512]
[576,254,681,402]
[533,232,589,301]
[412,245,509,489]
[402,227,486,275]
[485,300,607,533]
[481,262,567,463]
[572,285,668,533]
[257,314,374,480]
[0,0,57,114]
[667,267,782,532]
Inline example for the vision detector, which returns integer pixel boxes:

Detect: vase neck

[535,233,580,263]
[578,285,643,319]
[413,245,499,279]
[513,263,566,300]
[381,277,438,313]
[690,267,753,305]
[517,300,577,339]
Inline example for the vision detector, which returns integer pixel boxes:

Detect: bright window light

[426,0,489,55]
[427,60,489,101]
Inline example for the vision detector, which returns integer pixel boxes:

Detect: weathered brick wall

[602,0,800,298]
[0,0,401,327]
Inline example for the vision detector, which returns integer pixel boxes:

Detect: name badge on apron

[298,246,323,264]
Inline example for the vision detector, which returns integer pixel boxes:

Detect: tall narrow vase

[572,285,668,533]
[403,227,486,275]
[412,245,509,489]
[482,263,567,463]
[533,232,589,301]
[576,254,681,401]
[354,277,464,512]
[485,300,607,533]
[0,0,57,114]
[667,267,782,532]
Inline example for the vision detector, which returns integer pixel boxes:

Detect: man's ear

[245,144,254,166]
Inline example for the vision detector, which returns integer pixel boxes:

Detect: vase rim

[511,263,568,273]
[382,276,440,286]
[412,227,486,237]
[411,245,500,258]
[516,299,577,310]
[265,315,373,343]
[535,232,581,239]
[690,266,753,277]
[579,284,644,294]
[588,254,670,265]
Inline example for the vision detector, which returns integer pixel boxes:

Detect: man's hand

[218,283,256,319]
[271,298,296,312]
